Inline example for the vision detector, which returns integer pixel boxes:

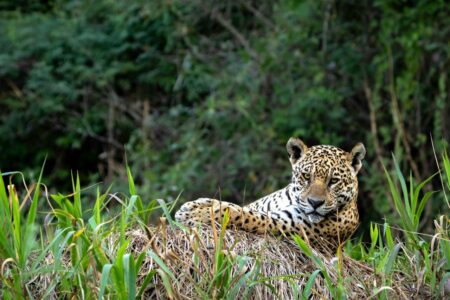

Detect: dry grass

[30,220,432,299]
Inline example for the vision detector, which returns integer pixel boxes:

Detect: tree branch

[211,9,259,61]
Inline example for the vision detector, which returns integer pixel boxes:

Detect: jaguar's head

[286,137,366,223]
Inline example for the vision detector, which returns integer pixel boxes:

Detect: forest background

[0,0,449,237]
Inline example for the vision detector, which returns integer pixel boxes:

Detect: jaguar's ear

[348,143,366,174]
[286,137,308,165]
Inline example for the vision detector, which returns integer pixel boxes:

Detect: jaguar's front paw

[175,198,216,226]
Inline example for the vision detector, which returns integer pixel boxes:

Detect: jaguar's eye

[302,172,310,180]
[329,178,339,185]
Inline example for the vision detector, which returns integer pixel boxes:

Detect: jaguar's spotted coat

[175,138,366,248]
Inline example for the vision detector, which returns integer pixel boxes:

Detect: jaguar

[175,138,366,248]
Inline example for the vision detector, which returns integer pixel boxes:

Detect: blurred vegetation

[0,0,449,235]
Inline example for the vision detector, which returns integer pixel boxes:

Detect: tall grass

[0,154,449,298]
[0,165,262,298]
[345,154,450,298]
[383,156,435,243]
[0,166,44,299]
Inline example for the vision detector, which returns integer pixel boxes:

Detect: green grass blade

[22,160,46,266]
[370,286,395,298]
[384,243,402,274]
[126,164,136,195]
[156,268,175,299]
[0,172,10,220]
[409,172,416,218]
[443,152,450,190]
[53,231,75,268]
[74,173,82,218]
[125,195,138,223]
[439,272,450,296]
[227,256,254,299]
[31,228,70,271]
[147,250,176,281]
[392,156,411,216]
[0,231,14,258]
[93,185,111,225]
[10,183,21,261]
[99,264,113,299]
[292,234,314,258]
[0,174,14,258]
[25,160,45,229]
[137,270,157,298]
[135,251,146,270]
[123,254,136,300]
[383,223,394,250]
[94,187,101,225]
[413,173,435,222]
[370,223,380,253]
[114,241,129,274]
[156,199,175,226]
[383,165,413,231]
[415,191,434,227]
[302,269,321,299]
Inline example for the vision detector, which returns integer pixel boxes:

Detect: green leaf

[302,269,321,299]
[137,270,157,298]
[22,159,46,266]
[99,264,113,299]
[439,272,450,295]
[156,268,175,299]
[123,254,136,300]
[384,243,402,274]
[147,250,176,282]
[383,223,394,250]
[126,164,136,196]
[227,256,254,299]
[156,199,175,226]
[292,234,313,258]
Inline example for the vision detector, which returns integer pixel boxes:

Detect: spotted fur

[175,138,366,247]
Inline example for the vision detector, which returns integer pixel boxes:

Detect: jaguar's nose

[307,198,325,209]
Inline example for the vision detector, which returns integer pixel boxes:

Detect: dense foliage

[0,0,449,235]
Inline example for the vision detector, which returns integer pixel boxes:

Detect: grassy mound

[30,222,432,299]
